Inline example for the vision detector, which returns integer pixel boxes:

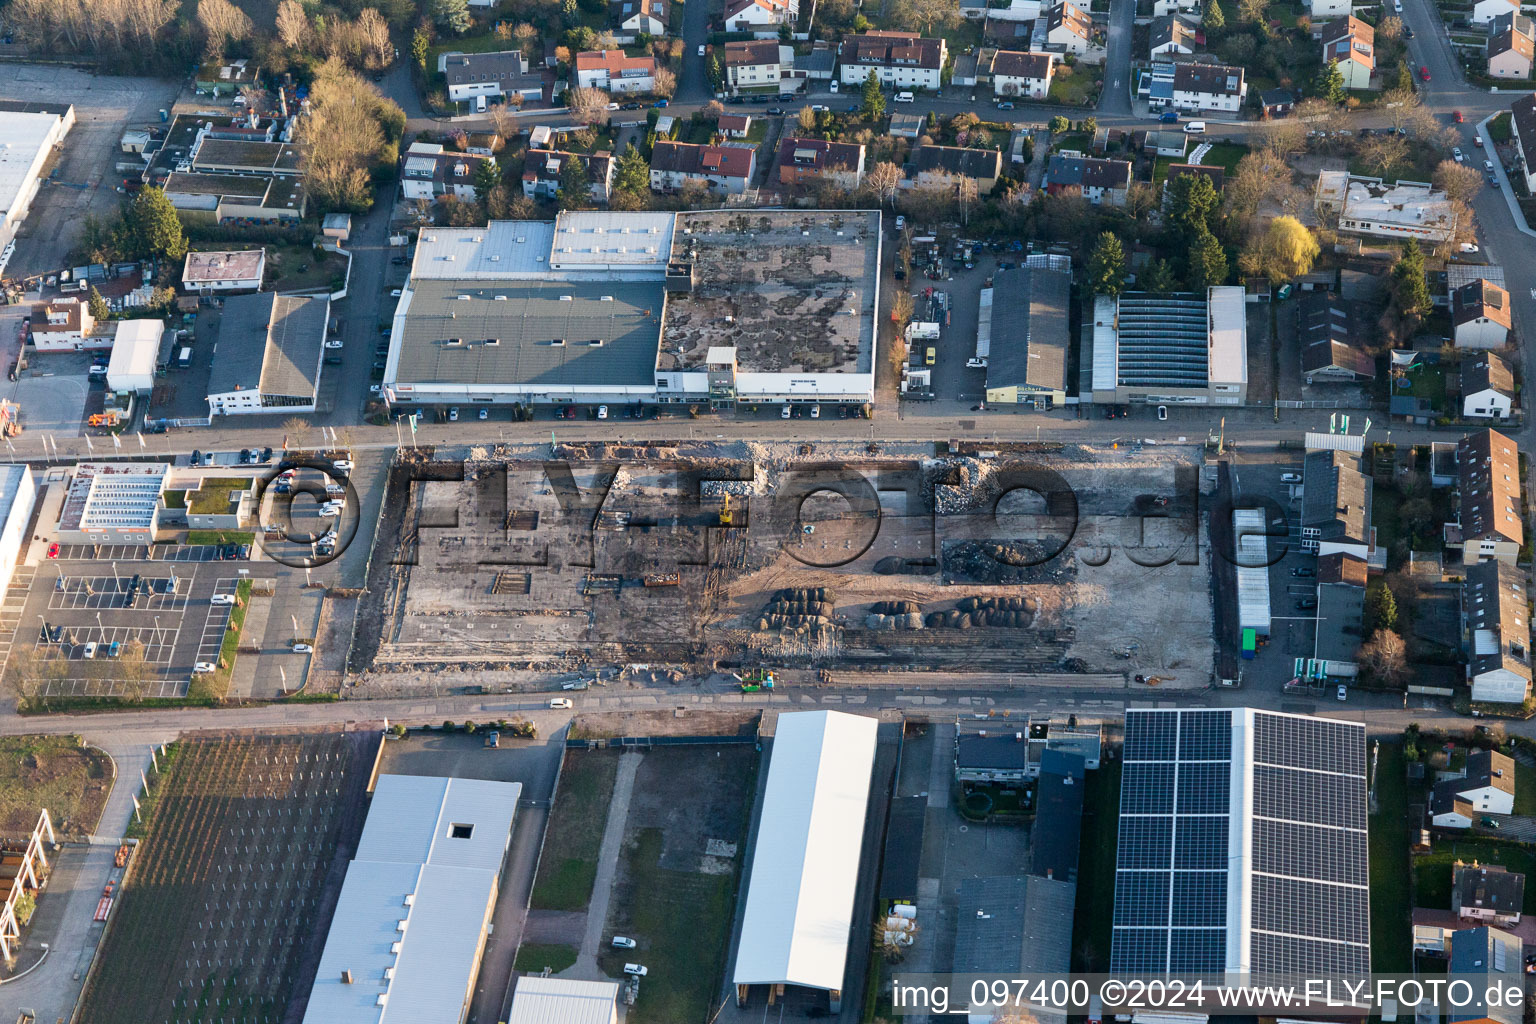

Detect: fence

[566,734,758,749]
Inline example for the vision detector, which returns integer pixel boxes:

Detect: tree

[566,87,611,125]
[473,158,501,200]
[196,0,253,60]
[1224,147,1295,227]
[798,105,817,132]
[652,66,677,98]
[1393,59,1414,92]
[357,8,394,69]
[862,74,886,120]
[1087,231,1126,296]
[1140,258,1177,292]
[1433,158,1484,205]
[1240,216,1317,283]
[1315,58,1345,103]
[1080,116,1098,137]
[1187,227,1228,289]
[87,286,109,322]
[432,0,473,34]
[297,58,406,214]
[613,146,650,195]
[556,155,590,210]
[1166,172,1221,236]
[276,0,310,50]
[1357,132,1409,176]
[1237,0,1267,24]
[124,188,187,261]
[486,102,513,141]
[888,0,962,34]
[1392,238,1432,319]
[1048,115,1069,134]
[1364,582,1399,635]
[1358,629,1409,687]
[864,161,902,208]
[1377,14,1403,39]
[412,29,431,72]
[1203,0,1225,30]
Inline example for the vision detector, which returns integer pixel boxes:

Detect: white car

[390,288,402,298]
[1460,242,1480,254]
[697,44,705,56]
[623,964,648,977]
[324,339,343,349]
[318,506,342,518]
[1280,472,1302,483]
[210,594,236,605]
[598,405,608,419]
[1157,404,1168,421]
[1452,147,1464,163]
[549,697,574,709]
[82,642,97,659]
[478,408,488,420]
[810,405,820,418]
[1337,684,1348,702]
[370,384,382,394]
[293,644,313,653]
[449,407,459,422]
[194,661,217,673]
[612,936,637,949]
[332,459,354,472]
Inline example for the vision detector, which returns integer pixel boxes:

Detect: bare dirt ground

[0,734,111,837]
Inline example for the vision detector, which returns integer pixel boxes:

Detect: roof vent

[403,894,415,907]
[495,295,508,301]
[377,994,389,1007]
[591,338,605,346]
[551,338,565,346]
[341,970,354,984]
[560,295,573,301]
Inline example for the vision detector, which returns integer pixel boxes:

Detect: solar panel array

[1109,710,1371,979]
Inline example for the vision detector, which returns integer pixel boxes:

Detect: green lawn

[1071,759,1121,972]
[1407,364,1448,412]
[1489,111,1513,143]
[1513,758,1536,815]
[1198,142,1247,175]
[186,529,255,545]
[530,750,622,911]
[594,827,740,1023]
[1048,73,1098,108]
[1414,840,1536,914]
[514,943,578,974]
[187,478,252,515]
[1369,741,1413,972]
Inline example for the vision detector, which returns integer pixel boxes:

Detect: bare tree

[1432,158,1483,205]
[1357,132,1409,176]
[486,102,514,140]
[513,22,538,56]
[357,8,393,70]
[116,639,153,704]
[275,0,310,50]
[798,105,817,132]
[283,416,312,451]
[863,161,903,208]
[566,87,611,126]
[652,67,677,99]
[1358,629,1408,687]
[1377,14,1403,38]
[196,0,253,60]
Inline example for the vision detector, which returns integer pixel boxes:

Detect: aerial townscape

[6,0,1536,1022]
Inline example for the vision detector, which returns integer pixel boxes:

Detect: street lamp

[154,615,161,647]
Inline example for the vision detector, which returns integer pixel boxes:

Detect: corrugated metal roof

[732,711,878,992]
[301,775,521,1024]
[412,221,557,279]
[506,977,619,1024]
[1235,508,1271,635]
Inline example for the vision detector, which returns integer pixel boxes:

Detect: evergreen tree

[125,187,187,261]
[1166,173,1220,237]
[861,74,885,120]
[432,0,473,33]
[1392,238,1432,317]
[1087,232,1126,296]
[88,286,109,322]
[411,29,430,72]
[1187,227,1228,290]
[1316,58,1345,103]
[613,147,650,194]
[1203,0,1225,31]
[556,155,590,210]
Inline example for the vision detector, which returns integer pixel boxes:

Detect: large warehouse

[106,319,163,395]
[302,774,520,1024]
[1091,287,1248,406]
[732,710,878,1014]
[206,292,330,416]
[383,211,881,410]
[0,465,35,602]
[1110,709,1370,980]
[0,102,74,253]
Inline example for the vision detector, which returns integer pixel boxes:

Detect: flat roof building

[505,977,618,1024]
[58,462,169,545]
[0,465,35,604]
[1110,708,1370,979]
[411,221,558,280]
[107,320,162,395]
[1092,287,1248,405]
[1316,171,1458,243]
[302,774,521,1024]
[207,292,330,416]
[182,249,266,293]
[0,106,74,253]
[732,710,879,1014]
[982,267,1070,407]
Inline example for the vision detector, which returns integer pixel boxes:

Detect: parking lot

[898,240,1025,405]
[0,65,178,278]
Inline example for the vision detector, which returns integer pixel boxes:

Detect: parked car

[549,697,574,709]
[194,661,217,673]
[82,642,97,659]
[46,542,59,558]
[1452,109,1463,122]
[1296,597,1318,610]
[292,644,313,653]
[1482,816,1501,828]
[996,101,1015,110]
[1452,147,1464,163]
[1280,472,1302,483]
[448,407,459,421]
[623,964,648,977]
[612,936,637,949]
[324,339,344,349]
[1336,684,1347,702]
[1291,567,1316,577]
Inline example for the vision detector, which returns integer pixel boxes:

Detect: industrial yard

[356,440,1214,688]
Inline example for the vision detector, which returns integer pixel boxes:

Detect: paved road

[1099,0,1135,115]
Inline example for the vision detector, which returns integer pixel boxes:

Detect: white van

[895,91,915,103]
[475,94,487,113]
[1183,121,1206,134]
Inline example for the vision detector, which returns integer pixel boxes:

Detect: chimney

[341,970,354,984]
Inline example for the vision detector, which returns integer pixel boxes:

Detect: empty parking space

[47,574,188,612]
[51,543,152,561]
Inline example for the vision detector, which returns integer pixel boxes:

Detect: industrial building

[980,267,1070,408]
[505,977,618,1024]
[1091,288,1248,405]
[56,462,170,545]
[302,774,520,1024]
[0,465,36,603]
[1234,507,1271,639]
[0,103,74,251]
[384,211,881,410]
[206,292,330,416]
[1110,708,1370,979]
[106,320,163,395]
[732,710,878,1014]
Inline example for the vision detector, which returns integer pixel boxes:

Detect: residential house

[1043,152,1131,205]
[718,113,753,138]
[1171,62,1246,112]
[182,249,266,294]
[1463,561,1533,705]
[1309,0,1349,18]
[775,137,866,189]
[723,40,791,94]
[1473,0,1521,26]
[29,298,98,352]
[521,149,615,203]
[1432,749,1517,825]
[1453,863,1525,925]
[1488,13,1535,78]
[888,112,926,138]
[440,51,551,105]
[1447,927,1524,1024]
[1453,279,1514,349]
[991,50,1057,98]
[1320,16,1375,91]
[1463,353,1516,420]
[909,144,1003,192]
[838,31,948,91]
[400,142,494,201]
[724,0,796,33]
[1299,292,1374,383]
[1300,449,1373,560]
[1261,87,1297,118]
[1044,1,1093,54]
[1144,129,1187,156]
[1452,428,1525,566]
[954,730,1032,783]
[611,0,668,37]
[1149,15,1199,56]
[1511,94,1536,192]
[1152,0,1199,14]
[574,50,658,93]
[649,141,756,193]
[794,44,837,80]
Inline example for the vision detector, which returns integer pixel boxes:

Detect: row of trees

[298,59,408,214]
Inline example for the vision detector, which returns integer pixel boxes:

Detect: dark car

[1296,597,1318,610]
[391,256,407,265]
[223,544,238,560]
[237,544,251,560]
[261,447,272,462]
[767,107,785,116]
[1404,24,1414,37]
[621,101,643,110]
[1290,567,1315,577]
[325,355,343,365]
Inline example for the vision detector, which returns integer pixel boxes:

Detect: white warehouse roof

[107,319,162,392]
[732,710,878,993]
[301,774,521,1024]
[505,977,619,1024]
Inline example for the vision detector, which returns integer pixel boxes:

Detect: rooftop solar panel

[1123,710,1178,761]
[1121,763,1176,814]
